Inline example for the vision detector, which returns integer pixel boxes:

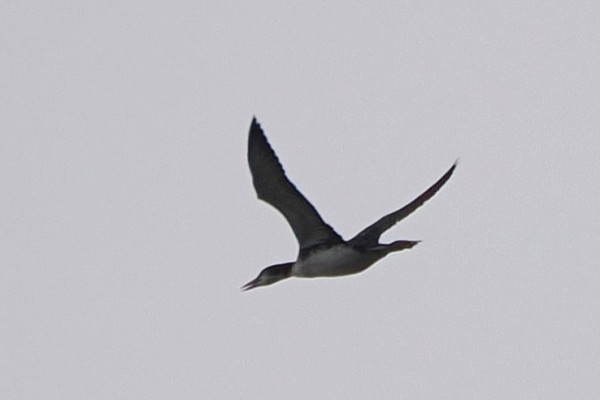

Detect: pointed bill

[241,277,260,291]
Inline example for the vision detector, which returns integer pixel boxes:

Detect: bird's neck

[271,262,294,280]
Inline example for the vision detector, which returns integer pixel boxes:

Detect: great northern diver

[242,118,456,291]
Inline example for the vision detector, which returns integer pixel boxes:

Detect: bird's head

[241,262,293,291]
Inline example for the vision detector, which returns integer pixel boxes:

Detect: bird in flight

[242,117,456,291]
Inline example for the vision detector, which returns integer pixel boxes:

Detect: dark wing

[350,162,457,246]
[248,118,343,250]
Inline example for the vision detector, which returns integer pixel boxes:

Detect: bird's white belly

[292,245,380,278]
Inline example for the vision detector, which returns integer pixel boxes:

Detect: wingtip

[249,116,263,137]
[446,159,459,176]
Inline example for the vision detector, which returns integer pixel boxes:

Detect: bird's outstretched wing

[350,162,457,246]
[248,118,343,251]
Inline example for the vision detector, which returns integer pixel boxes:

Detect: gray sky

[2,1,600,399]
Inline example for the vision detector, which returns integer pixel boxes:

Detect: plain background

[2,1,599,399]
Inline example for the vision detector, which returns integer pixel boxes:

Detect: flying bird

[242,117,456,291]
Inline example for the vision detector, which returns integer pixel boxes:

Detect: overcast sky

[2,1,600,399]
